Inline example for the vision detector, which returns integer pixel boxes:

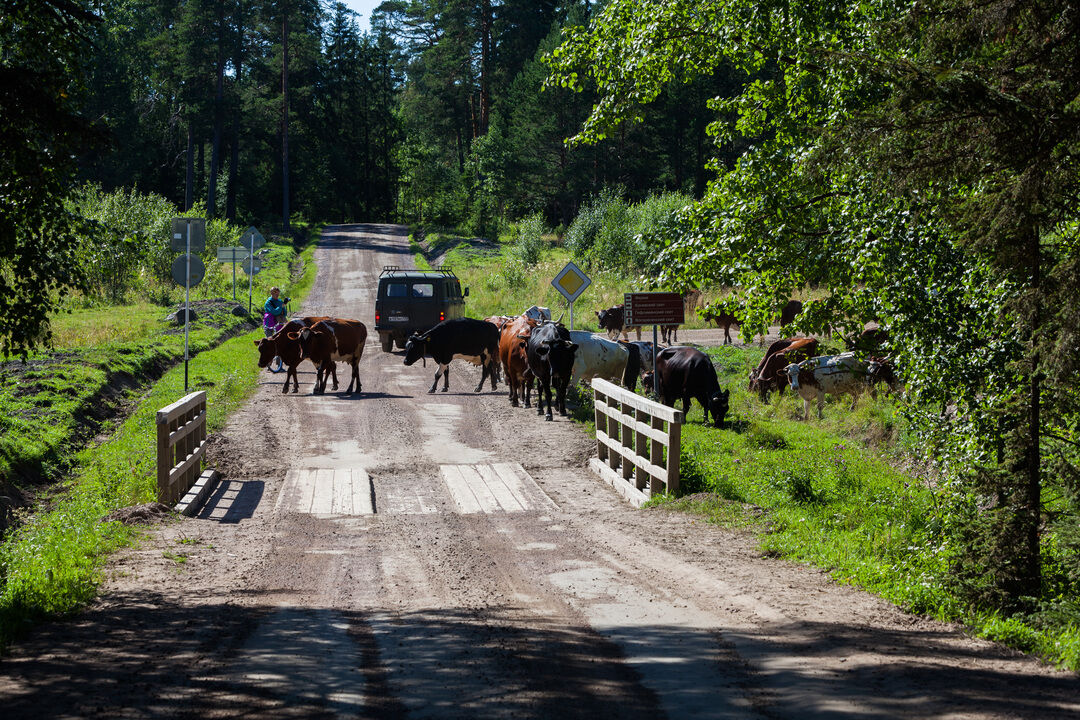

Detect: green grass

[0,234,319,647]
[0,327,265,642]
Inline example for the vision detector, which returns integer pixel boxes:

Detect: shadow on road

[2,595,1076,719]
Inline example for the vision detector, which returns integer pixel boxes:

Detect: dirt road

[1,224,1076,718]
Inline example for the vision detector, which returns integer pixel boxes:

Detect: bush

[509,212,546,266]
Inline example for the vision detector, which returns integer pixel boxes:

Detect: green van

[374,266,468,352]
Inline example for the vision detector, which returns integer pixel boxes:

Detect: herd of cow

[253,301,900,426]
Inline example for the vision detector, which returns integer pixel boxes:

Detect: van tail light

[375,313,380,324]
[439,311,445,322]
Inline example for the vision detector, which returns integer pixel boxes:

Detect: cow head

[867,357,902,393]
[254,337,276,368]
[781,363,802,390]
[402,333,427,366]
[708,389,730,428]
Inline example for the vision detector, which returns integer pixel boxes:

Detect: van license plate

[389,315,408,322]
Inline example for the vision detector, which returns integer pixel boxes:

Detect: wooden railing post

[155,391,208,505]
[589,378,684,507]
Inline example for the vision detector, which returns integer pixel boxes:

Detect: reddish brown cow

[749,337,819,400]
[498,315,538,407]
[294,319,368,395]
[699,306,740,345]
[254,316,333,394]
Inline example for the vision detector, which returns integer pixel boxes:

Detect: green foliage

[508,212,546,266]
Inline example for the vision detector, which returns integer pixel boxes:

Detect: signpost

[215,246,250,300]
[170,218,207,392]
[551,261,592,330]
[240,226,265,313]
[625,292,685,396]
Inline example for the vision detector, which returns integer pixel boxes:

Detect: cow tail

[622,342,641,392]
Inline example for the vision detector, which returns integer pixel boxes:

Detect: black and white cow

[403,317,500,394]
[781,352,872,420]
[525,321,578,421]
[645,346,729,427]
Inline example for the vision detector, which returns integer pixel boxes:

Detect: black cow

[646,346,729,427]
[525,321,578,421]
[403,317,501,394]
[595,305,641,341]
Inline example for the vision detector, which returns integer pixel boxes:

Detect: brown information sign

[624,292,684,326]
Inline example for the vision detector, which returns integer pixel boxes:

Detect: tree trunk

[282,5,290,236]
[185,123,194,211]
[226,0,244,222]
[208,0,225,217]
[1023,227,1042,596]
[479,0,491,135]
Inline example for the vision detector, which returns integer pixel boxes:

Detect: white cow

[568,331,641,389]
[782,352,873,420]
[522,305,552,322]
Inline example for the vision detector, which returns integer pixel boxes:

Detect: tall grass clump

[509,212,546,266]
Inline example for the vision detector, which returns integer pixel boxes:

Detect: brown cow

[749,337,818,401]
[699,305,740,345]
[254,316,333,394]
[294,319,368,395]
[498,315,538,407]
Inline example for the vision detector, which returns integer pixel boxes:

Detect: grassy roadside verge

[0,235,319,648]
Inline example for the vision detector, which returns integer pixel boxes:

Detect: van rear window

[411,283,434,298]
[385,283,407,298]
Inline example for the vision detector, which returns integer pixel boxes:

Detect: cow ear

[568,342,579,352]
[287,331,299,340]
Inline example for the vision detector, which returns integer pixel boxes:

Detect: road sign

[551,261,591,303]
[216,246,250,263]
[625,292,684,326]
[243,256,263,275]
[240,226,265,250]
[171,254,205,286]
[170,218,206,252]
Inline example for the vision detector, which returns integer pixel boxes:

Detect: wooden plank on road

[477,464,525,512]
[440,465,483,514]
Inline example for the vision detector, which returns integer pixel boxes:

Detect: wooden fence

[590,378,683,507]
[156,391,208,505]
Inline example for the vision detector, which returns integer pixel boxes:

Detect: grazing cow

[867,356,902,396]
[403,317,500,394]
[253,316,333,394]
[699,306,740,345]
[780,299,803,328]
[526,321,578,421]
[660,325,679,344]
[782,352,873,420]
[595,305,641,341]
[568,331,641,390]
[749,337,819,401]
[293,319,367,395]
[523,305,552,322]
[621,340,656,374]
[499,315,538,407]
[646,346,729,427]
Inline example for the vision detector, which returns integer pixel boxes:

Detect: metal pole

[184,220,191,393]
[232,254,237,301]
[570,299,574,331]
[653,324,659,397]
[248,233,254,314]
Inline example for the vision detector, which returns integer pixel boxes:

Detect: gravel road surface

[1,224,1076,719]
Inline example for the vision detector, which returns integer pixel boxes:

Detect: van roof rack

[380,265,457,278]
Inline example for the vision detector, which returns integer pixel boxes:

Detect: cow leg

[287,365,299,394]
[330,362,339,391]
[349,359,361,394]
[544,381,554,421]
[524,370,533,408]
[442,364,450,392]
[488,358,498,390]
[428,365,443,394]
